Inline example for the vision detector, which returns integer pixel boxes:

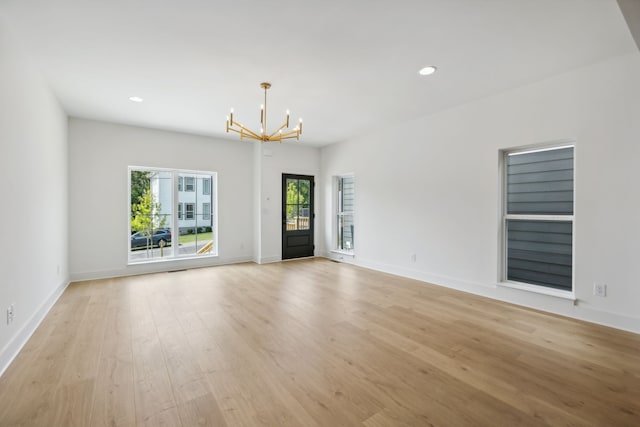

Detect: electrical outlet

[410,253,417,263]
[6,305,14,325]
[593,283,607,297]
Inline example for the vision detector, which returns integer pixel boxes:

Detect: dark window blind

[507,147,573,215]
[506,147,574,290]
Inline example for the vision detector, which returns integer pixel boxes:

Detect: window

[502,145,574,293]
[184,177,195,192]
[129,167,217,263]
[203,178,211,195]
[336,176,355,252]
[185,203,195,220]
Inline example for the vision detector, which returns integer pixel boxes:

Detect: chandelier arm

[227,127,259,140]
[229,128,261,142]
[279,129,300,138]
[229,122,262,139]
[268,122,289,138]
[274,135,299,142]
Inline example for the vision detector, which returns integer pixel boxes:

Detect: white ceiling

[0,0,636,146]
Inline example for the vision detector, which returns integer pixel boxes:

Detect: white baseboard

[258,255,281,264]
[70,255,254,282]
[337,256,640,335]
[0,279,70,377]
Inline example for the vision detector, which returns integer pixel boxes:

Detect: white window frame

[499,142,575,299]
[333,174,355,255]
[128,166,218,264]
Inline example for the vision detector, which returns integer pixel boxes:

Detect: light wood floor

[0,258,639,426]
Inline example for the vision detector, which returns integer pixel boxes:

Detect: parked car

[130,228,172,249]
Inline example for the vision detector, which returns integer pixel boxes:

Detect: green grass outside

[178,231,213,244]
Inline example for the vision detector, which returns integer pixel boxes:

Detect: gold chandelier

[226,82,303,143]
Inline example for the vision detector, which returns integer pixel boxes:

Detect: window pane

[177,173,214,257]
[338,214,354,251]
[298,179,310,205]
[298,205,310,230]
[507,147,574,215]
[506,219,572,291]
[286,205,298,231]
[336,176,355,252]
[286,179,299,204]
[129,169,173,261]
[202,202,211,221]
[340,176,355,213]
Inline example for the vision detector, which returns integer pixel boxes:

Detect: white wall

[68,119,255,280]
[321,52,640,333]
[0,24,68,373]
[256,143,321,263]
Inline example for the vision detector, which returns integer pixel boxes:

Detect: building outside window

[185,203,195,220]
[184,176,195,192]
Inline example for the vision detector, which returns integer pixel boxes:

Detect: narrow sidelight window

[336,176,355,252]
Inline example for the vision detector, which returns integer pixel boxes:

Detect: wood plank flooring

[0,258,639,426]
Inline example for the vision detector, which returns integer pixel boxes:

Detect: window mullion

[505,214,573,221]
[173,171,179,258]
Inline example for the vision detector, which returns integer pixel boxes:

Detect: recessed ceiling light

[129,96,144,103]
[418,66,437,76]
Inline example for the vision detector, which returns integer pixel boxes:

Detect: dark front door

[282,174,314,260]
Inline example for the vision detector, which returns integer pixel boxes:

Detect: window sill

[330,250,355,257]
[499,281,575,301]
[128,253,218,266]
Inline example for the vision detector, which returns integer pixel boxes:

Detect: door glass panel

[298,180,310,205]
[286,178,299,230]
[287,206,298,231]
[285,178,311,231]
[298,205,310,230]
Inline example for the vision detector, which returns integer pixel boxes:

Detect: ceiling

[0,0,636,146]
